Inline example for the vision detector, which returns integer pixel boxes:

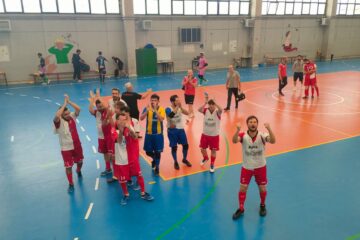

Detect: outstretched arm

[54,95,68,122]
[232,123,241,144]
[264,123,276,144]
[66,95,80,116]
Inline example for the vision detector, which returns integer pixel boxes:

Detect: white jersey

[202,108,221,136]
[54,112,77,151]
[166,107,184,129]
[95,110,105,139]
[114,135,128,165]
[108,98,127,111]
[239,131,270,170]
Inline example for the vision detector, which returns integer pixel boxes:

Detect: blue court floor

[0,59,359,240]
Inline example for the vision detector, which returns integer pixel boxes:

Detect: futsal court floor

[0,59,359,240]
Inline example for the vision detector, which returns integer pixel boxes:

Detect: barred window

[262,0,326,15]
[336,0,360,15]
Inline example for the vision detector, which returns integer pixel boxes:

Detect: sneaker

[68,184,74,193]
[120,195,130,205]
[302,96,308,99]
[279,92,285,96]
[200,159,209,166]
[311,96,314,99]
[100,169,112,176]
[141,192,154,201]
[174,161,180,170]
[77,80,83,83]
[182,159,192,167]
[232,208,244,220]
[151,161,156,170]
[209,165,215,173]
[127,180,134,186]
[107,178,117,184]
[223,108,230,111]
[204,78,208,82]
[47,80,51,85]
[76,171,82,178]
[259,204,267,217]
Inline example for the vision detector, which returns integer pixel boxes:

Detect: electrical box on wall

[0,20,11,32]
[244,19,255,28]
[320,18,329,26]
[142,20,152,30]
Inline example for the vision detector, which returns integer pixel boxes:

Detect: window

[4,0,22,12]
[75,0,90,13]
[90,0,106,14]
[133,0,249,15]
[41,0,58,12]
[262,0,326,15]
[106,0,120,13]
[23,0,41,13]
[179,27,201,43]
[336,0,360,15]
[0,0,120,14]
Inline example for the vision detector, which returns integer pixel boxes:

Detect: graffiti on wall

[282,31,298,52]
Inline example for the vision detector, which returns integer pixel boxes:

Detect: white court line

[84,203,94,220]
[92,146,97,154]
[95,178,99,191]
[80,126,85,132]
[55,102,61,106]
[96,159,100,169]
[5,92,13,95]
[10,136,14,142]
[86,135,91,141]
[45,99,52,102]
[33,96,40,99]
[74,238,79,240]
[20,94,27,97]
[76,119,80,124]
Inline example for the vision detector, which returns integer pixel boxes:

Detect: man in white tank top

[198,93,222,173]
[232,115,276,219]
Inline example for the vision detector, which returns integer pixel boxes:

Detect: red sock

[76,162,83,172]
[137,176,145,193]
[305,89,309,96]
[238,191,246,210]
[105,161,111,171]
[119,182,129,195]
[210,156,216,165]
[311,87,314,96]
[66,172,74,185]
[202,152,209,160]
[260,191,267,205]
[315,86,319,96]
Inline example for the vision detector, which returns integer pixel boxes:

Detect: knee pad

[183,144,189,150]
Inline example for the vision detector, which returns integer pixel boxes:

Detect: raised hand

[236,123,241,131]
[64,94,69,104]
[264,123,271,130]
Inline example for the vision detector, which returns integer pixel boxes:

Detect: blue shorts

[143,134,164,152]
[167,128,188,147]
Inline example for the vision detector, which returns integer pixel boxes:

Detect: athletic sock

[260,191,267,205]
[137,176,145,193]
[238,191,246,211]
[66,172,74,185]
[210,156,216,165]
[120,182,129,195]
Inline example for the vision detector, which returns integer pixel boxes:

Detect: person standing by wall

[182,69,197,118]
[72,49,83,83]
[37,53,49,85]
[224,65,241,111]
[96,51,108,83]
[197,52,208,86]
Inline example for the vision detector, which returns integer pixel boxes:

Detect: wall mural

[282,30,298,52]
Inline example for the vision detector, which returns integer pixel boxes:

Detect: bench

[30,70,99,83]
[0,71,8,86]
[233,57,252,68]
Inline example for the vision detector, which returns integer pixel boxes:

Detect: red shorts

[240,165,267,186]
[61,145,84,168]
[199,134,219,151]
[98,137,114,154]
[304,78,317,87]
[113,161,141,182]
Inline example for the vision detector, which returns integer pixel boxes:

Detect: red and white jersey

[202,108,221,136]
[238,131,270,170]
[54,112,81,151]
[114,136,128,165]
[124,119,140,162]
[94,110,112,140]
[304,63,317,80]
[108,98,127,112]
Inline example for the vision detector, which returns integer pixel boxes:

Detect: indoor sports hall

[0,1,359,240]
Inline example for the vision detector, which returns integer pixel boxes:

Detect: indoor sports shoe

[259,204,267,217]
[68,184,74,193]
[182,159,192,167]
[174,161,180,170]
[120,195,130,205]
[200,159,209,166]
[209,165,215,173]
[141,192,154,201]
[232,208,244,220]
[100,169,112,176]
[154,167,160,176]
[151,161,156,170]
